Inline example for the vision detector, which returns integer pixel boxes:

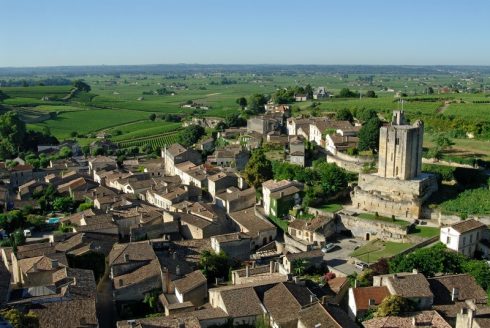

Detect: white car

[355,262,369,270]
[321,243,336,253]
[23,229,32,237]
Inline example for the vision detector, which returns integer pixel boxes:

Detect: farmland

[1,68,490,156]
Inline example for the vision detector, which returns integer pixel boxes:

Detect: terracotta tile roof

[114,259,161,290]
[387,273,433,298]
[327,277,348,294]
[109,241,157,266]
[173,270,207,294]
[288,217,331,232]
[429,274,488,304]
[450,219,487,234]
[220,286,264,317]
[61,209,98,224]
[18,254,67,274]
[16,242,57,259]
[352,286,390,311]
[264,282,314,326]
[117,316,201,328]
[228,207,276,236]
[363,310,451,328]
[298,302,344,328]
[30,298,98,328]
[285,249,324,261]
[165,143,187,157]
[212,232,250,243]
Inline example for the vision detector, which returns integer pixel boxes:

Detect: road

[96,271,117,328]
[323,237,367,276]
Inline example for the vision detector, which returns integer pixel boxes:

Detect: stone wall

[327,155,364,173]
[336,213,410,242]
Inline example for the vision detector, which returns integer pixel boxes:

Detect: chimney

[412,317,416,327]
[451,288,459,302]
[354,279,357,288]
[412,268,418,274]
[293,276,299,284]
[270,261,274,274]
[176,265,181,276]
[172,252,177,260]
[51,259,59,269]
[245,265,250,277]
[368,299,376,307]
[310,294,316,303]
[124,253,130,262]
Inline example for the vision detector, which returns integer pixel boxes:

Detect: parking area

[323,237,368,276]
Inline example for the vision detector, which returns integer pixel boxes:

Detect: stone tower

[377,111,423,180]
[350,110,437,219]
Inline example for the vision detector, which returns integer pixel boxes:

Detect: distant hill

[1,64,490,77]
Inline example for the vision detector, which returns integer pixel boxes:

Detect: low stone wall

[334,151,373,163]
[307,208,335,219]
[422,157,475,169]
[327,155,364,173]
[336,213,410,242]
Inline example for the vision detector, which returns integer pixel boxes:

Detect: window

[463,236,466,246]
[446,236,451,244]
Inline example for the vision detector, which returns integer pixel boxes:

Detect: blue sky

[1,0,489,67]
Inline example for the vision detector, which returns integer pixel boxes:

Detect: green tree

[365,90,377,98]
[243,149,273,189]
[428,87,434,94]
[224,113,246,128]
[292,259,308,276]
[462,260,490,290]
[73,80,91,92]
[58,146,73,159]
[358,117,382,152]
[52,197,75,213]
[70,131,78,138]
[0,112,27,159]
[375,295,413,317]
[236,97,247,109]
[0,309,39,328]
[149,113,157,121]
[356,108,378,123]
[0,90,9,101]
[336,108,353,122]
[177,125,205,148]
[304,84,314,99]
[247,94,268,114]
[77,202,93,212]
[338,88,358,98]
[199,250,231,282]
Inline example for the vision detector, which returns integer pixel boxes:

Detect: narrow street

[96,270,117,328]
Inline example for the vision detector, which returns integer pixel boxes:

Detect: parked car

[355,261,369,270]
[23,229,32,237]
[321,243,336,253]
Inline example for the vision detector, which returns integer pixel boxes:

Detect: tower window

[395,138,399,145]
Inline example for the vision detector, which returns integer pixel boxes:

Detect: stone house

[215,187,256,214]
[211,232,251,260]
[209,285,265,326]
[162,144,202,176]
[247,113,283,135]
[313,87,331,100]
[363,310,451,328]
[373,272,434,309]
[263,282,317,328]
[173,270,208,307]
[348,286,390,320]
[87,156,117,176]
[287,117,315,136]
[325,134,359,155]
[294,94,308,102]
[230,262,286,285]
[287,216,335,246]
[178,212,225,239]
[14,253,68,287]
[228,207,277,249]
[440,219,487,257]
[206,147,250,171]
[262,180,303,218]
[207,171,240,201]
[108,242,163,301]
[146,186,189,210]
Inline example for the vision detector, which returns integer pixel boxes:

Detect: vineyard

[117,131,180,149]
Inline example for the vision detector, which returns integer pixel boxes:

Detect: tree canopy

[358,117,382,152]
[73,79,91,92]
[336,108,354,122]
[243,148,273,189]
[0,112,26,160]
[177,125,205,148]
[247,94,268,114]
[199,250,232,283]
[236,97,247,109]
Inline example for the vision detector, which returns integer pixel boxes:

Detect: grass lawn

[358,213,411,227]
[317,203,343,213]
[409,226,440,238]
[351,239,413,263]
[268,216,288,232]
